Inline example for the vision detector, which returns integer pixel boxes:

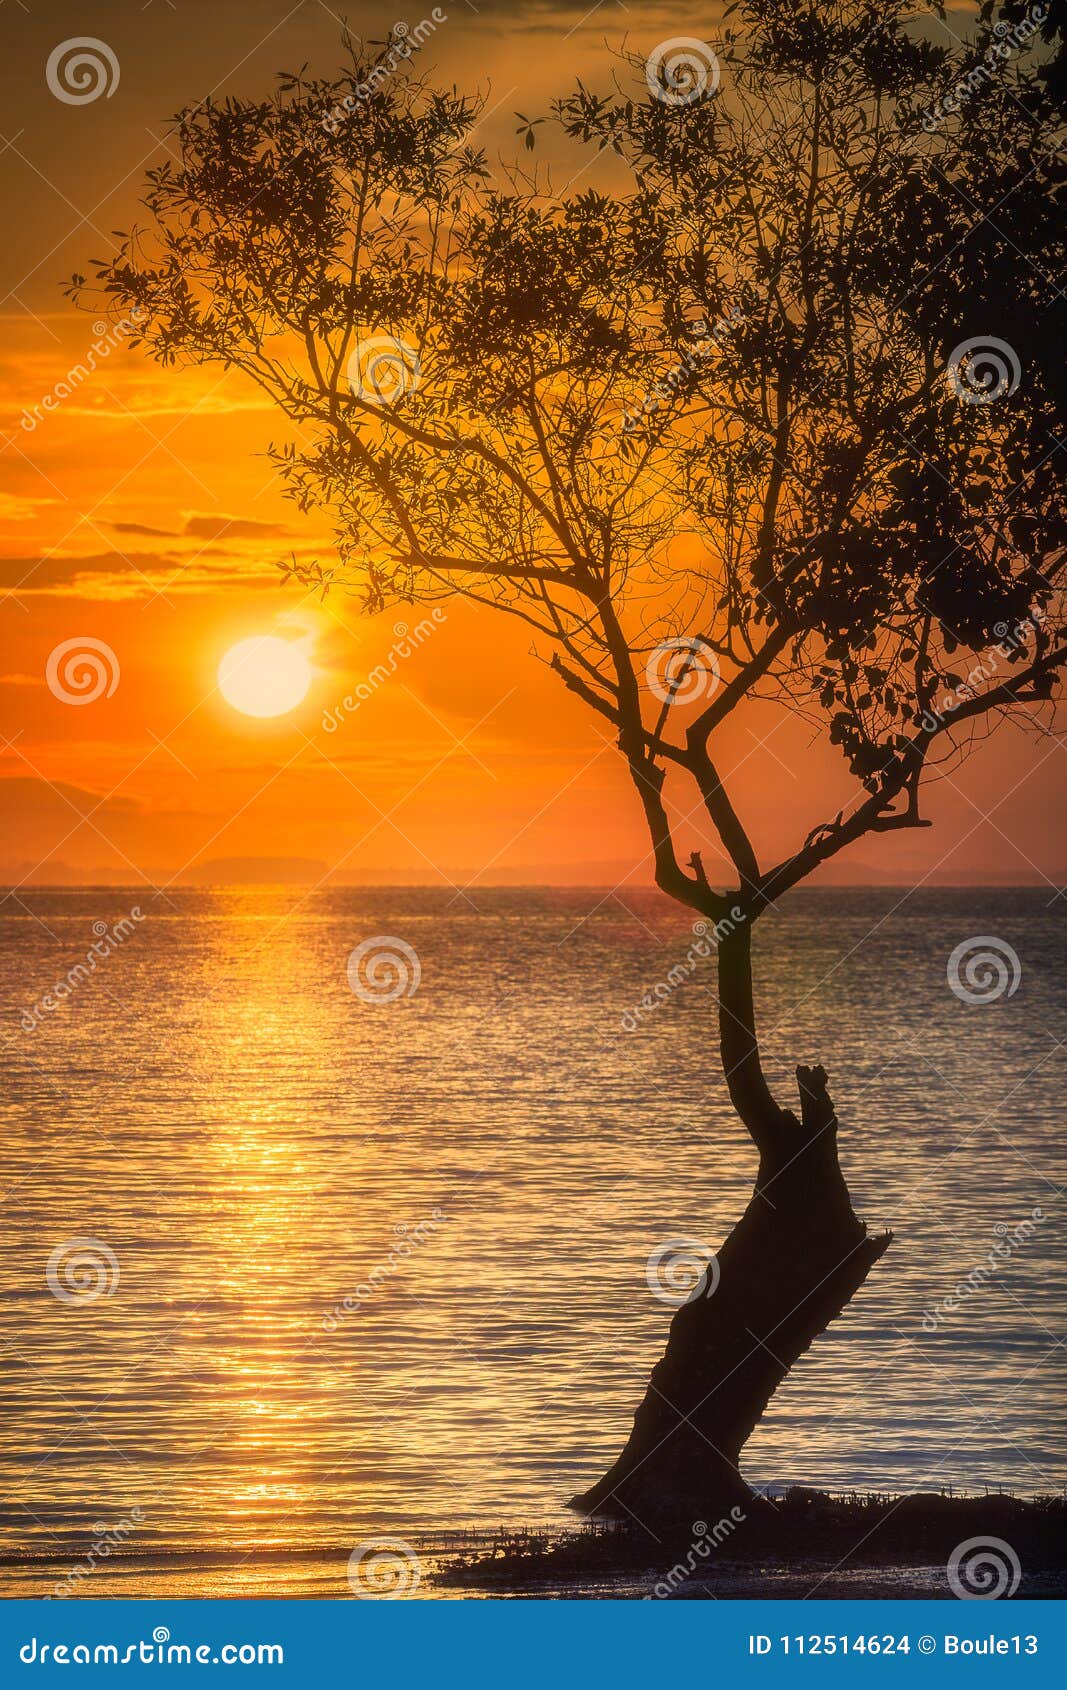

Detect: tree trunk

[570,923,890,1527]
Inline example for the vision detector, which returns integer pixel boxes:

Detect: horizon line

[1,880,1063,894]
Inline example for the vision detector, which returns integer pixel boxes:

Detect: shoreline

[3,1491,1064,1602]
[434,1490,1067,1600]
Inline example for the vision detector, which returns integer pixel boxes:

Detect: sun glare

[218,636,313,719]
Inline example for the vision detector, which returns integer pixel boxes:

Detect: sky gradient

[1,0,1063,890]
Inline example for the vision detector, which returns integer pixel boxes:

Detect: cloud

[180,512,291,542]
[106,512,292,542]
[0,548,284,599]
[0,774,143,824]
[0,493,60,523]
[108,520,180,539]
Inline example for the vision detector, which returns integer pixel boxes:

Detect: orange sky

[1,0,1063,891]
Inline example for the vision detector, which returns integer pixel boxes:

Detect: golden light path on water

[0,887,1063,1595]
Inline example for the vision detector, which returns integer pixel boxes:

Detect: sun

[218,636,312,719]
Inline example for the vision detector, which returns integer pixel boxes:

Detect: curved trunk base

[570,1066,891,1527]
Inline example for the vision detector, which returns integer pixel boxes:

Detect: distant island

[179,857,330,886]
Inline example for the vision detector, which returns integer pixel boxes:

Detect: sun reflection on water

[1,886,1063,1596]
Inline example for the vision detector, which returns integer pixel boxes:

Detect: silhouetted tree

[78,0,1067,1522]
